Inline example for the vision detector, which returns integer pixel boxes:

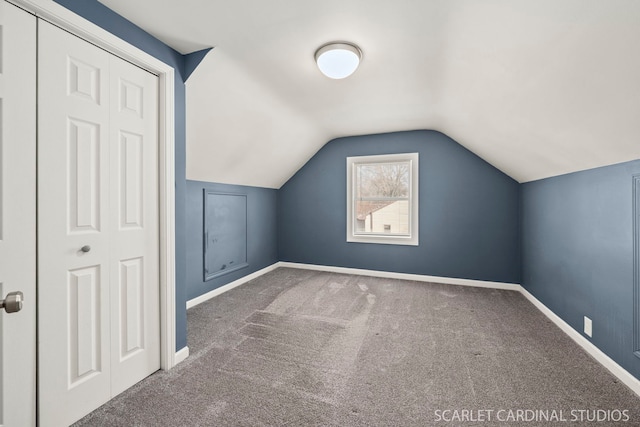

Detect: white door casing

[38,20,160,426]
[9,0,177,375]
[0,0,177,424]
[0,2,37,426]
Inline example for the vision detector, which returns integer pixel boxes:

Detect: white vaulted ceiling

[99,0,640,188]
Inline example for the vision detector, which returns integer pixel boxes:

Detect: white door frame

[11,0,178,370]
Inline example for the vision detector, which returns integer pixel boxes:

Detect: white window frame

[346,152,419,246]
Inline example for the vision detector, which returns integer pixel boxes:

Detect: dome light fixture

[314,42,362,79]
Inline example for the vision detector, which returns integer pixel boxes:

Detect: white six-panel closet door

[38,19,160,427]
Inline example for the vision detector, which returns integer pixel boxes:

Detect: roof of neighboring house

[356,201,396,221]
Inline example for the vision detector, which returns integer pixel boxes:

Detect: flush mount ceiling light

[314,42,362,79]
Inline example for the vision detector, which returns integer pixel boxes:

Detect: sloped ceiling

[99,0,640,189]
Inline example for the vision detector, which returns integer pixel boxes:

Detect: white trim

[174,346,190,366]
[13,0,177,370]
[158,69,177,371]
[187,263,280,309]
[520,288,640,398]
[279,262,521,291]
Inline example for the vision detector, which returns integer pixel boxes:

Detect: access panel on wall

[204,191,248,280]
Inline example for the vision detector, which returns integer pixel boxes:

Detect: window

[346,153,419,245]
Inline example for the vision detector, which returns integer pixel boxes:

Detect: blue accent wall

[278,130,521,284]
[53,0,192,351]
[186,181,278,300]
[521,159,640,380]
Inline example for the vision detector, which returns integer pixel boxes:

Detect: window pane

[356,162,409,199]
[354,160,411,236]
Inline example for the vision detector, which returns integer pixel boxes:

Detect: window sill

[347,235,419,246]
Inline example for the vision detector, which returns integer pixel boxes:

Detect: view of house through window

[354,161,410,235]
[347,153,419,245]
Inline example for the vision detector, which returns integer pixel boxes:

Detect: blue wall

[53,0,192,351]
[521,159,640,380]
[186,181,278,300]
[278,130,521,284]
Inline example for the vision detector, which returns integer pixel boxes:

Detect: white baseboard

[174,346,189,365]
[186,262,280,309]
[278,261,521,291]
[520,288,640,397]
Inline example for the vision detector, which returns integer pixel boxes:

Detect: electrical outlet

[584,316,592,337]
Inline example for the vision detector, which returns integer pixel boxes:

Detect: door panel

[0,2,37,426]
[109,54,159,396]
[119,257,144,357]
[68,265,103,385]
[38,19,160,427]
[120,132,144,228]
[69,118,103,233]
[38,20,111,427]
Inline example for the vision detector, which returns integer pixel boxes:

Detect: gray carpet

[75,268,640,426]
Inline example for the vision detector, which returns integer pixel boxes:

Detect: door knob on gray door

[81,245,91,253]
[1,291,24,314]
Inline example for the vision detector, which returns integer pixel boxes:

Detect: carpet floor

[75,268,640,426]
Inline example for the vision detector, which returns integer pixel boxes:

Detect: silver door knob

[81,245,91,253]
[1,291,23,314]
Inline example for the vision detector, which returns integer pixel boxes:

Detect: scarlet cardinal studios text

[433,409,630,423]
